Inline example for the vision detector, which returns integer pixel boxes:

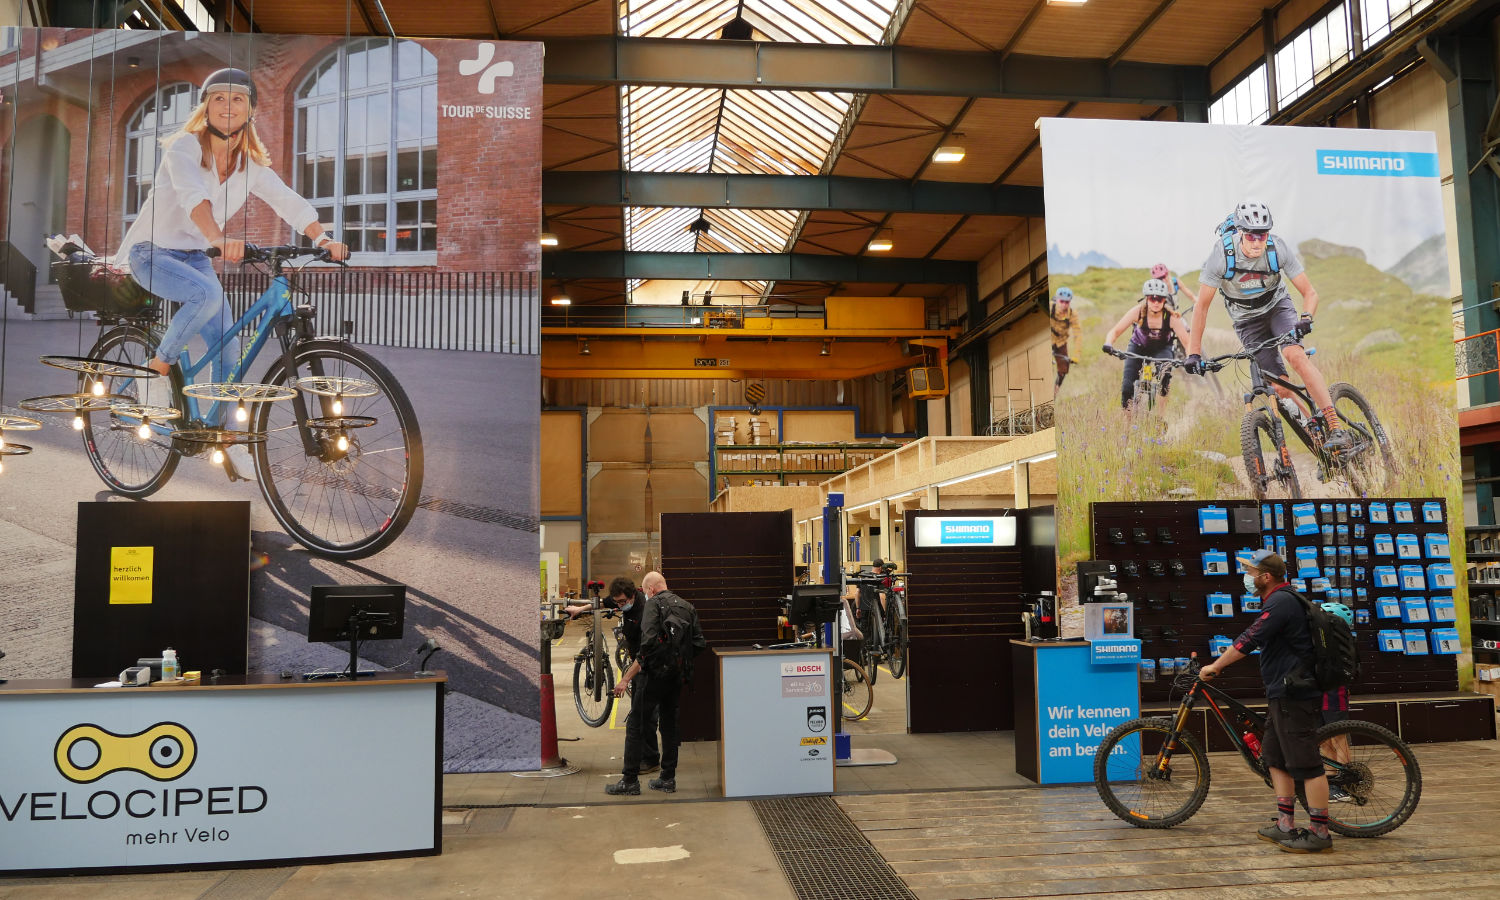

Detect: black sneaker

[1323,429,1354,453]
[648,777,676,793]
[1257,822,1295,844]
[604,779,640,796]
[1274,828,1333,853]
[1329,785,1353,803]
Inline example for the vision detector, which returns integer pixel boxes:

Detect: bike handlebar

[1108,347,1182,364]
[1198,331,1313,373]
[205,243,343,265]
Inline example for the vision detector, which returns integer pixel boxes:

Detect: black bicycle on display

[1198,332,1394,500]
[1094,659,1421,837]
[850,576,907,684]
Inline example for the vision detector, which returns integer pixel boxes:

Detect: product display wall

[1092,499,1458,705]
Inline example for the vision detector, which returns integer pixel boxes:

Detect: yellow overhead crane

[541,296,956,385]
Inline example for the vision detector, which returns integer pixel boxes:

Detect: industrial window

[1208,65,1270,126]
[1276,3,1352,108]
[165,0,216,31]
[2,27,18,52]
[1361,0,1434,48]
[294,39,438,258]
[122,82,199,232]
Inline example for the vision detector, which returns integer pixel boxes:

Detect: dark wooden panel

[1398,697,1496,743]
[661,510,794,742]
[1012,643,1039,782]
[1343,699,1400,733]
[910,634,1010,732]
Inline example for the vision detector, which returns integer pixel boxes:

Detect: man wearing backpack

[1182,200,1351,452]
[1199,549,1333,852]
[605,572,706,796]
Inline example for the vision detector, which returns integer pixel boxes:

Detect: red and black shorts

[1261,695,1324,780]
[1321,686,1349,725]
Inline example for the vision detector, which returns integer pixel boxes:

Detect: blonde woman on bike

[118,68,349,479]
[1103,278,1192,411]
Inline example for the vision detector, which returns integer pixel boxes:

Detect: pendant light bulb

[0,459,5,475]
[332,394,344,416]
[0,433,5,450]
[137,419,151,440]
[91,380,105,397]
[72,414,85,431]
[235,401,248,423]
[336,433,350,452]
[212,447,225,465]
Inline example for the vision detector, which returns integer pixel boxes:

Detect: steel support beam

[543,36,1209,105]
[543,171,1044,216]
[544,251,975,284]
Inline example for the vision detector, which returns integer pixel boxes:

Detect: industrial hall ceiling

[77,0,1500,304]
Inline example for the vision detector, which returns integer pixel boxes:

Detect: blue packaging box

[1403,629,1429,655]
[1396,533,1421,559]
[1424,533,1450,559]
[1427,563,1456,589]
[1369,502,1389,524]
[1292,502,1318,535]
[1241,593,1262,613]
[1375,596,1402,619]
[1372,565,1398,589]
[1377,629,1404,652]
[1207,592,1235,617]
[1199,506,1229,534]
[1210,636,1233,658]
[1261,504,1273,530]
[1432,627,1461,654]
[1202,549,1230,575]
[1295,546,1321,578]
[1394,502,1415,524]
[1423,501,1443,524]
[1373,533,1394,556]
[1400,597,1430,624]
[1139,659,1156,682]
[1429,596,1456,622]
[1398,564,1426,591]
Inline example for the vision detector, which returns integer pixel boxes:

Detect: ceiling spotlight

[90,380,105,397]
[539,231,559,247]
[1046,0,1088,4]
[688,216,712,235]
[933,145,966,163]
[332,394,344,416]
[137,420,151,440]
[867,229,894,252]
[720,15,753,40]
[551,295,572,305]
[72,414,84,431]
[820,340,832,357]
[578,339,591,356]
[212,447,225,465]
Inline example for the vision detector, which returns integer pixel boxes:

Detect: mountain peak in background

[1298,238,1366,263]
[1048,243,1120,275]
[1384,234,1449,298]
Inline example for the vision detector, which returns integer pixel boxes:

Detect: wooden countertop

[1010,639,1093,649]
[717,646,834,658]
[0,671,447,696]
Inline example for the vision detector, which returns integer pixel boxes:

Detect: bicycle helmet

[1150,263,1169,279]
[1233,199,1273,232]
[201,68,259,108]
[1143,278,1170,298]
[1054,287,1073,302]
[1320,601,1354,627]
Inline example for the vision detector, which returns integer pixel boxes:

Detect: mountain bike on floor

[59,244,423,559]
[1197,332,1393,500]
[1094,658,1421,837]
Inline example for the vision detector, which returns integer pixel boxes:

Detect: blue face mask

[1243,573,1259,594]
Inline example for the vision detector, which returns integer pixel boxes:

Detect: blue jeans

[129,243,239,383]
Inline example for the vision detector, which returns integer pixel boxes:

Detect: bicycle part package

[1132,527,1151,544]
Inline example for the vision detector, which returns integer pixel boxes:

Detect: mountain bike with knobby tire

[841,657,873,721]
[1106,346,1180,415]
[77,244,423,559]
[1094,659,1421,837]
[1197,332,1394,501]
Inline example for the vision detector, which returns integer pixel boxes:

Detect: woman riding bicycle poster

[1037,117,1462,619]
[0,29,545,771]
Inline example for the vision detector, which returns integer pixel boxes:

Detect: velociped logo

[1316,149,1439,177]
[55,722,197,784]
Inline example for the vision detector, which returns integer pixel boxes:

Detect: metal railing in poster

[1455,327,1499,382]
[986,400,1054,437]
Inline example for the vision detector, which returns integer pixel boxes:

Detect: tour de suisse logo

[457,43,515,95]
[54,722,197,784]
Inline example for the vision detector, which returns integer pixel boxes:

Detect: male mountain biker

[1200,550,1333,853]
[1183,200,1352,452]
[1049,287,1080,389]
[1103,278,1193,411]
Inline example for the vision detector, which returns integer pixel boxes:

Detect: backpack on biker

[641,591,707,682]
[1290,590,1360,689]
[1214,212,1279,282]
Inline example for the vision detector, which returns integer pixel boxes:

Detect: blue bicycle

[77,245,423,559]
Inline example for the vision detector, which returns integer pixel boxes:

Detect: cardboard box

[1476,663,1500,683]
[1473,680,1500,698]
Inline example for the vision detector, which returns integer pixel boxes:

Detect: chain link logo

[54,723,198,784]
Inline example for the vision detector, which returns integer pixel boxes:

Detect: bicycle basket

[53,260,161,318]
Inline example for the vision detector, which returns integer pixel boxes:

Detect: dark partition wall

[661,510,794,742]
[73,501,251,679]
[905,507,1053,733]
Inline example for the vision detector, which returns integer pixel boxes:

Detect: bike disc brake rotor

[1333,761,1374,801]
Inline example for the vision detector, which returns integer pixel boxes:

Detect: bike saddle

[1132,527,1151,545]
[1109,527,1127,545]
[1157,527,1174,544]
[1146,560,1166,577]
[1121,560,1139,578]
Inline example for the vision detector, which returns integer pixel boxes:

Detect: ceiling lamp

[932,145,966,163]
[867,229,894,252]
[1047,0,1088,5]
[820,340,831,357]
[688,216,712,235]
[578,339,591,356]
[539,231,559,247]
[551,294,571,305]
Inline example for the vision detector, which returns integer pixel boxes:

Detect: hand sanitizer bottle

[162,648,178,682]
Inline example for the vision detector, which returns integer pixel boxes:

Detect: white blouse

[116,132,319,268]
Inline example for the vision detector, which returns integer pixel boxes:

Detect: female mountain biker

[117,67,349,479]
[1103,278,1193,411]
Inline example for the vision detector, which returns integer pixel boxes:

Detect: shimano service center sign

[914,516,1017,548]
[1316,149,1439,177]
[1089,638,1142,665]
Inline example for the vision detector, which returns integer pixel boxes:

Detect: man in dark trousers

[1199,549,1332,852]
[605,571,705,796]
[576,577,659,782]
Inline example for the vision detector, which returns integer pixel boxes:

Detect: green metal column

[1477,446,1497,526]
[965,274,991,435]
[1423,31,1500,405]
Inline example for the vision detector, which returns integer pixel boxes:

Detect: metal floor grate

[752,796,918,900]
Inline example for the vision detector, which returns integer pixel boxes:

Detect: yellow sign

[800,737,828,746]
[109,546,154,605]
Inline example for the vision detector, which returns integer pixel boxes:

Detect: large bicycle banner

[1040,118,1460,621]
[0,28,542,771]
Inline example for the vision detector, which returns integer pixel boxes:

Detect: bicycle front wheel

[888,599,908,680]
[254,341,423,559]
[841,658,873,721]
[573,653,615,728]
[1094,717,1211,829]
[1241,408,1301,500]
[1305,719,1421,837]
[862,613,882,686]
[82,326,181,497]
[1329,383,1395,496]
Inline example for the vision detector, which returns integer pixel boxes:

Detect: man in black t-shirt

[1199,549,1332,853]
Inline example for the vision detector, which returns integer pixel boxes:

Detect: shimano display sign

[913,516,1017,548]
[1089,638,1142,666]
[1316,149,1439,178]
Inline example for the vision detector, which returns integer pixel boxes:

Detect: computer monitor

[789,584,841,626]
[307,584,406,643]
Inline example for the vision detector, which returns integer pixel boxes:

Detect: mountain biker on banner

[117,67,350,479]
[1049,287,1080,389]
[1183,200,1352,452]
[1102,277,1193,411]
[1149,262,1188,312]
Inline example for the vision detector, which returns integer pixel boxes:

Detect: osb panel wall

[587,467,708,534]
[646,411,708,463]
[541,411,583,517]
[589,410,705,464]
[782,409,858,443]
[589,410,648,463]
[645,469,709,522]
[590,539,658,587]
[545,379,843,409]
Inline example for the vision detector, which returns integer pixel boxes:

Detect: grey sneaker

[1257,822,1295,844]
[1329,786,1353,803]
[648,777,676,793]
[1323,428,1354,453]
[604,779,640,796]
[1274,828,1332,853]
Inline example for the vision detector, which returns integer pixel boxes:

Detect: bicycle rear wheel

[1240,408,1301,500]
[573,652,615,728]
[1301,719,1421,837]
[1329,383,1395,496]
[860,608,881,686]
[888,598,908,680]
[1094,717,1211,828]
[254,341,423,559]
[841,658,873,721]
[81,326,181,497]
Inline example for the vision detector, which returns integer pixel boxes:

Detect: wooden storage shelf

[712,441,905,493]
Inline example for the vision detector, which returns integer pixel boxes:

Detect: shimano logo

[1316,148,1438,178]
[458,43,514,95]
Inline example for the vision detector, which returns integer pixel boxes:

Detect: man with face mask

[1199,549,1332,853]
